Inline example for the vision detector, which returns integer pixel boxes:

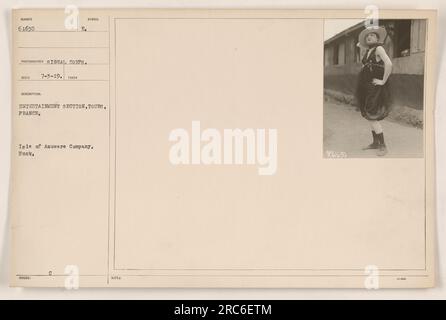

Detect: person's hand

[372,78,385,86]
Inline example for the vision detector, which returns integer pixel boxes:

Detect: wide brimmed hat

[358,26,387,47]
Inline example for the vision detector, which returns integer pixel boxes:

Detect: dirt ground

[323,97,424,158]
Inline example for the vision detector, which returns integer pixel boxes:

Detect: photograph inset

[323,19,425,158]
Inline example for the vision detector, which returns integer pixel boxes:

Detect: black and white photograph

[0,0,444,304]
[323,19,426,158]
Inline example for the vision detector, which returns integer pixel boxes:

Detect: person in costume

[356,26,393,156]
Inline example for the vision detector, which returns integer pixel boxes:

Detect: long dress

[355,45,392,121]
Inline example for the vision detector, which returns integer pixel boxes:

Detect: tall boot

[376,132,388,156]
[362,130,379,150]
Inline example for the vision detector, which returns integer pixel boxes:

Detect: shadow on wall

[324,69,424,111]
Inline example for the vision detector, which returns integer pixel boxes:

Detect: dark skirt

[355,69,392,121]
